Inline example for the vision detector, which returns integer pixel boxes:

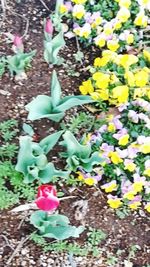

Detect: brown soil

[0,1,150,267]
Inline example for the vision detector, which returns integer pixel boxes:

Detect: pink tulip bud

[35,185,60,211]
[45,19,53,35]
[13,35,23,48]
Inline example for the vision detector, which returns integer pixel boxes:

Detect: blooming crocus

[35,185,59,211]
[45,19,53,35]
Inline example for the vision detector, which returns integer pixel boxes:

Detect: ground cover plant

[0,0,150,266]
[59,0,150,51]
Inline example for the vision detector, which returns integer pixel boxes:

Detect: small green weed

[61,112,94,134]
[0,161,37,209]
[0,119,18,142]
[106,254,118,266]
[30,227,107,257]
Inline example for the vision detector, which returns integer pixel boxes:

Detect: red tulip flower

[35,185,60,212]
[45,19,53,35]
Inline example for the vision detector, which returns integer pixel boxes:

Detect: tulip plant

[7,35,36,78]
[60,130,103,171]
[16,131,69,183]
[43,18,65,65]
[26,70,94,122]
[30,185,84,240]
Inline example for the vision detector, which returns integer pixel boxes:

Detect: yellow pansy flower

[134,12,148,27]
[94,56,110,67]
[133,182,144,193]
[113,21,122,30]
[72,0,87,3]
[119,134,129,146]
[59,4,68,14]
[124,162,136,172]
[115,54,138,69]
[107,198,122,209]
[79,80,94,95]
[119,0,131,8]
[73,5,85,19]
[123,191,136,200]
[93,72,110,90]
[126,34,134,44]
[117,7,130,23]
[133,88,147,99]
[134,70,149,87]
[128,201,141,209]
[107,40,120,52]
[108,123,116,132]
[112,85,129,104]
[95,38,106,48]
[109,151,123,164]
[145,203,150,213]
[143,168,150,177]
[124,71,135,87]
[140,142,150,154]
[101,181,117,193]
[143,49,150,62]
[84,178,96,186]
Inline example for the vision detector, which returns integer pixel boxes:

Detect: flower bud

[13,35,24,53]
[13,35,23,48]
[45,19,53,35]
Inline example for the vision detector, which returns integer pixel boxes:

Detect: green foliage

[0,144,18,160]
[0,119,19,160]
[0,188,20,209]
[0,161,37,209]
[30,226,107,257]
[60,112,94,134]
[15,132,69,183]
[0,119,18,142]
[87,227,107,246]
[30,211,84,240]
[60,131,103,171]
[106,254,118,266]
[26,70,94,122]
[7,50,36,76]
[128,244,141,259]
[44,30,65,65]
[115,206,130,219]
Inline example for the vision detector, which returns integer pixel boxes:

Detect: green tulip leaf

[26,71,95,122]
[30,211,84,240]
